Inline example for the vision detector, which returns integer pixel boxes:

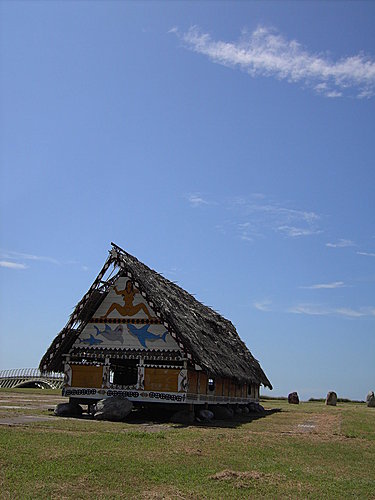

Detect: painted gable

[72,277,180,352]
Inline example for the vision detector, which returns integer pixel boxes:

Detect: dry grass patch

[210,469,284,481]
[210,469,286,488]
[140,485,192,500]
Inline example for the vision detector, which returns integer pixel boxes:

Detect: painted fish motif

[126,324,168,349]
[94,324,124,344]
[78,334,103,346]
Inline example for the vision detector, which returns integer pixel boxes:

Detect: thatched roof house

[40,243,271,405]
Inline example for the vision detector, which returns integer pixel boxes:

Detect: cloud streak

[186,193,210,208]
[357,251,375,258]
[289,304,375,318]
[175,26,375,98]
[0,250,60,265]
[253,300,272,312]
[277,226,322,238]
[231,195,321,241]
[326,239,355,248]
[300,281,346,290]
[0,249,88,271]
[253,299,375,318]
[0,260,28,270]
[185,193,322,241]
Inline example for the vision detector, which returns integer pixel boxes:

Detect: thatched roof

[40,243,272,388]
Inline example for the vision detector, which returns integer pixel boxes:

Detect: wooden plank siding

[199,372,208,395]
[215,377,223,396]
[71,365,103,388]
[229,379,236,398]
[144,368,179,392]
[237,382,242,397]
[222,378,230,397]
[187,370,198,394]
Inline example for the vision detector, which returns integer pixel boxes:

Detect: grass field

[0,389,374,499]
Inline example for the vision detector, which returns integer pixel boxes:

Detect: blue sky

[1,1,374,400]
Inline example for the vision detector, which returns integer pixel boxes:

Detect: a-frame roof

[40,243,272,388]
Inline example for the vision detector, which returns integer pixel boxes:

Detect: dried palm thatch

[40,243,272,388]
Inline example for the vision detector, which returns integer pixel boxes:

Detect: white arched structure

[0,369,64,389]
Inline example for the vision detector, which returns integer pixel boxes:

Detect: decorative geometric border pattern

[90,318,162,325]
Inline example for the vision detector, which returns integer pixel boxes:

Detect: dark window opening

[208,378,215,392]
[248,385,252,395]
[110,359,138,386]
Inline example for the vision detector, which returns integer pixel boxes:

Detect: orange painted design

[101,281,155,320]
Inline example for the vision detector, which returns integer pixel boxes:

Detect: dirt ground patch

[0,391,65,425]
[0,391,175,431]
[294,413,341,437]
[141,486,191,500]
[0,392,65,411]
[0,415,58,426]
[210,469,286,487]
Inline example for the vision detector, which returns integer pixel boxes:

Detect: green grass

[0,396,374,499]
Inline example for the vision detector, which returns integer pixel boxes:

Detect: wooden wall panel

[188,370,198,393]
[71,365,103,388]
[229,380,236,397]
[237,384,244,398]
[222,378,230,397]
[215,377,223,396]
[144,368,179,392]
[199,372,208,395]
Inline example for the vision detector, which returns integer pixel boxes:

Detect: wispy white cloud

[300,281,346,290]
[174,26,375,98]
[0,260,28,270]
[0,249,89,271]
[186,193,210,208]
[0,250,60,265]
[253,299,375,318]
[230,195,321,241]
[357,251,375,257]
[334,308,366,318]
[253,300,272,312]
[326,239,355,248]
[237,221,259,242]
[248,204,319,223]
[289,304,375,318]
[288,304,330,316]
[277,225,322,238]
[215,224,227,236]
